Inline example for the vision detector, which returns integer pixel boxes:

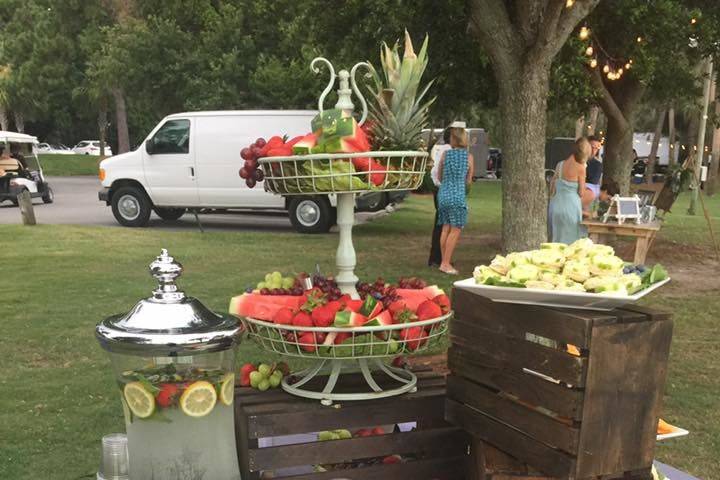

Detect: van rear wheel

[111,186,152,227]
[289,196,332,234]
[154,207,186,221]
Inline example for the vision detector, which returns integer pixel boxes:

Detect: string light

[637,36,643,43]
[617,68,623,75]
[691,18,697,24]
[603,64,610,73]
[566,0,574,7]
[579,26,590,40]
[590,58,598,68]
[625,62,631,70]
[585,46,594,56]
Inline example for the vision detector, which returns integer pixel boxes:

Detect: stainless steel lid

[96,249,242,357]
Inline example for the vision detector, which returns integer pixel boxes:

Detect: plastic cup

[97,433,129,480]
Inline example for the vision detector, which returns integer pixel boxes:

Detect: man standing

[428,127,452,267]
[585,135,603,199]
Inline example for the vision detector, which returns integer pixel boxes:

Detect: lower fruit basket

[241,314,450,404]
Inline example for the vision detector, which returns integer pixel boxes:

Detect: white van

[98,110,397,233]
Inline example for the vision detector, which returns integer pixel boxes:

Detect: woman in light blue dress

[437,125,474,274]
[549,138,592,244]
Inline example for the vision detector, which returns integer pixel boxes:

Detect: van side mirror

[145,140,154,155]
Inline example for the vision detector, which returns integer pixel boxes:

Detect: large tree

[468,0,599,251]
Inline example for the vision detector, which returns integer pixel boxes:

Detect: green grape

[269,375,281,388]
[281,277,295,289]
[334,429,352,440]
[257,379,270,391]
[249,371,263,388]
[257,364,272,377]
[271,271,282,283]
[264,273,273,282]
[257,281,267,290]
[317,431,334,441]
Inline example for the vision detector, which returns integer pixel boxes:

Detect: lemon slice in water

[219,373,235,406]
[123,382,155,419]
[180,381,217,417]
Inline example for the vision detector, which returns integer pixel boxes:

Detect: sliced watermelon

[360,296,383,318]
[344,299,364,313]
[334,310,368,327]
[365,310,392,327]
[230,293,305,322]
[395,286,445,312]
[292,133,317,155]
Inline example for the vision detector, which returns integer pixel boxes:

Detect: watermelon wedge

[360,296,383,318]
[365,310,392,327]
[334,310,368,327]
[292,133,317,155]
[395,286,445,312]
[230,293,306,322]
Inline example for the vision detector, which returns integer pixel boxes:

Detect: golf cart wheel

[111,186,152,227]
[289,196,332,234]
[154,207,186,221]
[42,186,54,204]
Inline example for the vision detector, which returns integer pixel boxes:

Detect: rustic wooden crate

[445,288,673,480]
[235,368,472,479]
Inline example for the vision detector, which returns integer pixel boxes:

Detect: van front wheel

[111,186,152,227]
[289,196,332,234]
[154,207,186,221]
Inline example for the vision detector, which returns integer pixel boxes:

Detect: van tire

[289,196,332,234]
[112,186,152,227]
[154,207,186,221]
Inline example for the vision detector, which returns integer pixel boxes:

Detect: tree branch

[588,65,628,128]
[535,0,601,59]
[468,0,521,72]
[514,0,546,48]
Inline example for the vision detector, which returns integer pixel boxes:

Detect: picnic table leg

[634,234,651,265]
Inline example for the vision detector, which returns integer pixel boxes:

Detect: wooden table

[582,220,661,264]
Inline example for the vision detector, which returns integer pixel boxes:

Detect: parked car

[37,142,75,155]
[98,110,406,233]
[487,148,502,178]
[73,140,113,156]
[0,131,54,205]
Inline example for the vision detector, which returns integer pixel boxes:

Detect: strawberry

[388,300,407,316]
[354,428,372,437]
[298,332,317,352]
[156,383,180,408]
[393,307,417,324]
[273,308,295,325]
[302,288,327,312]
[311,305,335,327]
[240,363,256,376]
[382,455,402,464]
[400,326,425,351]
[416,300,442,321]
[345,299,363,313]
[327,300,343,313]
[391,356,407,368]
[371,427,385,436]
[292,311,313,328]
[432,294,451,314]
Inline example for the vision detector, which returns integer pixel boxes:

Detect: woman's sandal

[439,266,459,275]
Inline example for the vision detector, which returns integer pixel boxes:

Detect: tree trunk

[0,107,8,131]
[13,111,24,133]
[586,106,599,135]
[575,115,585,139]
[499,67,552,250]
[112,87,130,154]
[668,106,676,166]
[98,107,108,157]
[707,78,720,196]
[603,114,634,194]
[645,108,666,183]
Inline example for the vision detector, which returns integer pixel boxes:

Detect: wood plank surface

[447,375,580,454]
[248,427,468,471]
[576,318,674,478]
[445,400,575,478]
[448,349,584,420]
[452,288,593,347]
[450,322,587,386]
[277,455,468,480]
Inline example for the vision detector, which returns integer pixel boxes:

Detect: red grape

[251,146,262,158]
[246,158,258,170]
[239,167,250,179]
[246,177,257,188]
[255,138,267,148]
[240,147,252,160]
[253,169,265,181]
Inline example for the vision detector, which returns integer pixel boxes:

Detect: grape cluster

[239,138,266,188]
[397,277,427,289]
[260,285,304,296]
[356,278,400,308]
[623,264,647,275]
[312,274,342,301]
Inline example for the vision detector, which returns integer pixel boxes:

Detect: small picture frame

[602,195,642,224]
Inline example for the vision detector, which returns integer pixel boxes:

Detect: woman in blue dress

[549,138,592,244]
[437,124,474,274]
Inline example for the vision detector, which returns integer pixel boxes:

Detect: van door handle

[189,166,195,178]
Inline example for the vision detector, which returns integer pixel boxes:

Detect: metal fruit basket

[241,313,450,404]
[259,151,428,195]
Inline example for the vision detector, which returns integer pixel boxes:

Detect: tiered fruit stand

[238,58,447,405]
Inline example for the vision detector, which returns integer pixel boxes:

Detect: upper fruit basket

[257,35,432,195]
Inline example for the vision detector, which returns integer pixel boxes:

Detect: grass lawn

[1,183,718,479]
[38,153,103,176]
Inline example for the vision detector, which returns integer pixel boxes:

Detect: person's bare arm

[577,165,587,197]
[437,151,446,182]
[466,154,474,185]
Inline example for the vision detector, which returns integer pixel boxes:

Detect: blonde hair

[450,128,468,148]
[573,137,592,164]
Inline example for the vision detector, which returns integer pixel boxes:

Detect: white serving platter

[657,427,689,441]
[453,277,670,311]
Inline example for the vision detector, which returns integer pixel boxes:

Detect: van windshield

[150,119,190,154]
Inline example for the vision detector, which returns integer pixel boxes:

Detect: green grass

[0,183,718,479]
[39,153,103,176]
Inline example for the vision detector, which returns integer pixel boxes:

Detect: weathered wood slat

[451,288,594,347]
[450,321,587,386]
[446,400,576,478]
[575,319,674,478]
[279,455,468,480]
[248,427,468,471]
[447,375,580,454]
[448,348,584,420]
[247,394,447,438]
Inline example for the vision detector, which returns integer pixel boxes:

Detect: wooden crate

[445,288,673,480]
[235,368,472,479]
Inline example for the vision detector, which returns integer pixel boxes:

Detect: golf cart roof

[0,131,38,144]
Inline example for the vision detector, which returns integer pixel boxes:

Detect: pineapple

[367,30,435,151]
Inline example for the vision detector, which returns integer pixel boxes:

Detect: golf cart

[0,131,54,206]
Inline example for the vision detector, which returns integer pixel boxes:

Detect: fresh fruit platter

[455,238,670,311]
[118,363,235,422]
[230,273,450,359]
[230,273,449,403]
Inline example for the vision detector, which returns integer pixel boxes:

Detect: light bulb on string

[566,0,574,7]
[629,59,633,64]
[691,18,697,24]
[637,36,643,43]
[579,26,590,40]
[617,68,623,75]
[585,46,594,56]
[603,65,610,73]
[625,62,631,70]
[590,58,598,68]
